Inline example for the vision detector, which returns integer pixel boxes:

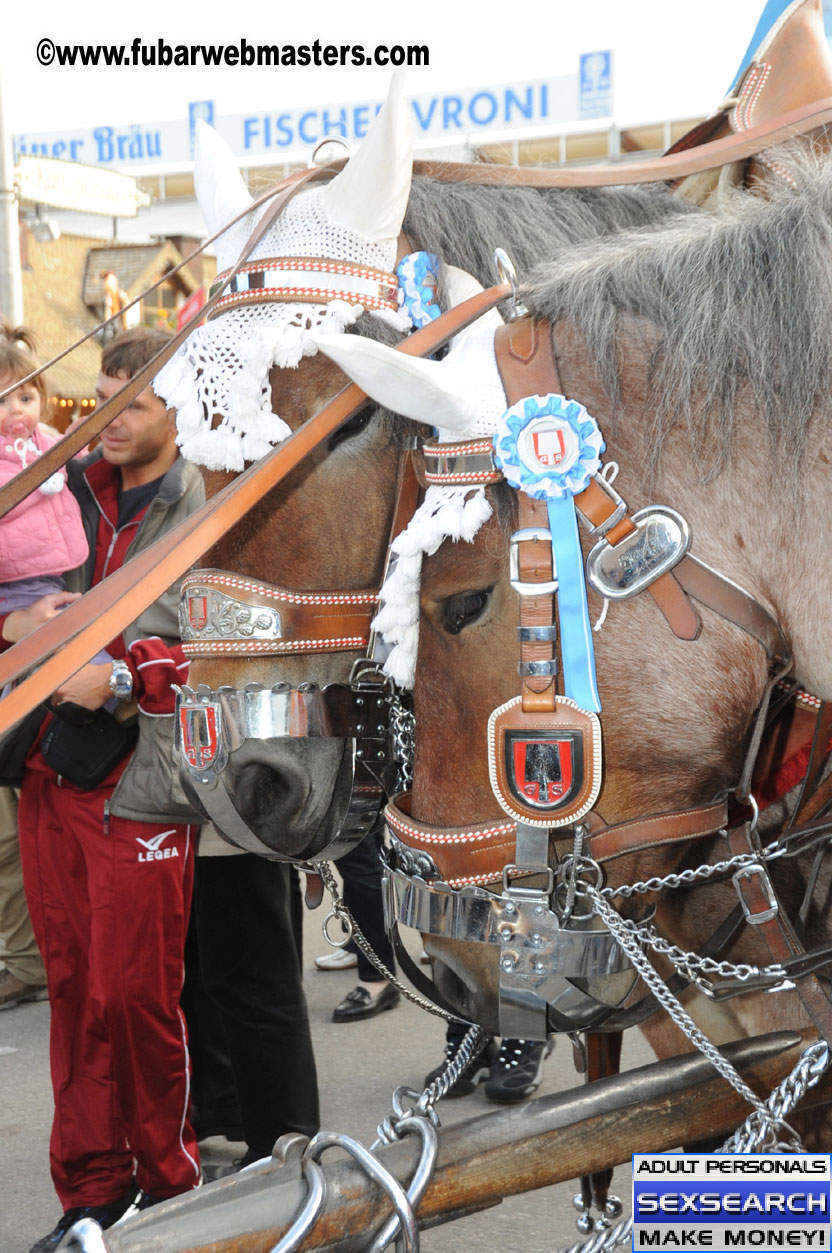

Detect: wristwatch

[108,660,133,702]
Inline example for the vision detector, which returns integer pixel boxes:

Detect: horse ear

[193,119,254,240]
[321,71,413,244]
[308,332,477,433]
[444,266,504,335]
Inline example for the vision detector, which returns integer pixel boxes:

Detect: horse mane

[520,144,832,479]
[404,177,692,291]
[344,178,693,453]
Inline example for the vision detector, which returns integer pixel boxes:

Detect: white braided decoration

[154,184,410,471]
[373,485,493,687]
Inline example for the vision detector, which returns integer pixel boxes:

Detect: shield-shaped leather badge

[488,696,602,827]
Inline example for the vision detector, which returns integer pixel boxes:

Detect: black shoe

[423,1036,498,1098]
[28,1191,139,1253]
[191,1104,245,1142]
[332,982,400,1022]
[484,1038,554,1104]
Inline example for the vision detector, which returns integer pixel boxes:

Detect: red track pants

[18,761,200,1208]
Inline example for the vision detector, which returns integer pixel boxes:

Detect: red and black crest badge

[488,696,602,827]
[179,701,220,770]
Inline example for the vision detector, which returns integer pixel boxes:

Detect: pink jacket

[0,426,89,582]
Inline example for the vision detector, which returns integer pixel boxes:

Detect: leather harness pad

[488,696,602,828]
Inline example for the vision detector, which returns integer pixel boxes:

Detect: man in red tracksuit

[2,329,206,1253]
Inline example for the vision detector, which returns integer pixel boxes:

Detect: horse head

[315,154,832,1059]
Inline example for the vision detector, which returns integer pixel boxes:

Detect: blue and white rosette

[493,393,605,713]
[396,252,440,329]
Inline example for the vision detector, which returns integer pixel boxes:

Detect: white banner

[13,69,612,172]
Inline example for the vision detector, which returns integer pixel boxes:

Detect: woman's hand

[2,592,81,643]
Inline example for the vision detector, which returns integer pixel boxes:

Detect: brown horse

[165,76,690,860]
[313,145,832,1141]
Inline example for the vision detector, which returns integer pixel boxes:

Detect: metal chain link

[556,1215,633,1253]
[389,690,415,792]
[589,888,770,1117]
[314,859,469,1026]
[603,838,786,900]
[720,1041,830,1154]
[607,914,789,986]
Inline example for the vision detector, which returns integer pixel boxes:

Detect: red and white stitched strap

[422,438,501,486]
[180,570,377,659]
[208,256,401,319]
[181,570,378,609]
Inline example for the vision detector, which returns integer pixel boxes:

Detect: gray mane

[404,176,693,300]
[520,146,832,476]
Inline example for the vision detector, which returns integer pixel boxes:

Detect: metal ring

[308,137,352,168]
[306,1131,419,1253]
[492,248,517,306]
[268,1157,326,1253]
[368,1116,438,1253]
[322,910,353,946]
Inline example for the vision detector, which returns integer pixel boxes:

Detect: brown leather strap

[727,823,832,1044]
[673,554,788,663]
[0,283,510,731]
[586,799,730,864]
[384,791,729,885]
[495,318,700,643]
[412,96,832,188]
[0,165,327,518]
[575,478,701,641]
[494,320,563,711]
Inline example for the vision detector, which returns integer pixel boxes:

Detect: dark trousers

[190,854,320,1159]
[339,830,396,983]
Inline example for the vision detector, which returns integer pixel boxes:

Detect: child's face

[0,375,43,440]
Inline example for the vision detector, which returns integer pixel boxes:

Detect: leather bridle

[382,315,832,1045]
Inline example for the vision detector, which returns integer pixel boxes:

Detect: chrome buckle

[732,862,779,925]
[577,473,627,536]
[586,506,690,600]
[509,527,558,596]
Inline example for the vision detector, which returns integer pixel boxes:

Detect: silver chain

[556,1216,634,1253]
[389,691,415,792]
[589,887,771,1116]
[719,1041,829,1153]
[607,914,788,987]
[603,838,786,899]
[314,859,468,1026]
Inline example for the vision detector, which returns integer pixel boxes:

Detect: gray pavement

[0,901,657,1253]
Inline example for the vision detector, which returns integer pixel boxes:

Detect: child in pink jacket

[0,322,89,618]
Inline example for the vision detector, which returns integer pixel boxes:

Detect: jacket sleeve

[126,635,190,715]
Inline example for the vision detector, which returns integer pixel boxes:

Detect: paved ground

[0,896,658,1253]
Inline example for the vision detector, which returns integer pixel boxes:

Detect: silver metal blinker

[585,506,691,600]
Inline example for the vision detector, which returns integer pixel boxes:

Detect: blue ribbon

[546,495,601,712]
[493,394,605,713]
[396,251,440,329]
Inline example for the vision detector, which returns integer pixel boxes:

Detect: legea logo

[136,830,180,863]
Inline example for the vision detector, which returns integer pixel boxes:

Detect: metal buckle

[586,506,691,600]
[732,862,779,925]
[509,528,558,596]
[577,472,627,536]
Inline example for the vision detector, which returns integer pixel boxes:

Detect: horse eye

[442,588,492,635]
[328,405,373,450]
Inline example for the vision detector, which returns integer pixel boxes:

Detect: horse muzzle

[383,848,638,1040]
[175,672,401,862]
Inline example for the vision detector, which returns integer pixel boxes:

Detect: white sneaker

[314,946,358,971]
